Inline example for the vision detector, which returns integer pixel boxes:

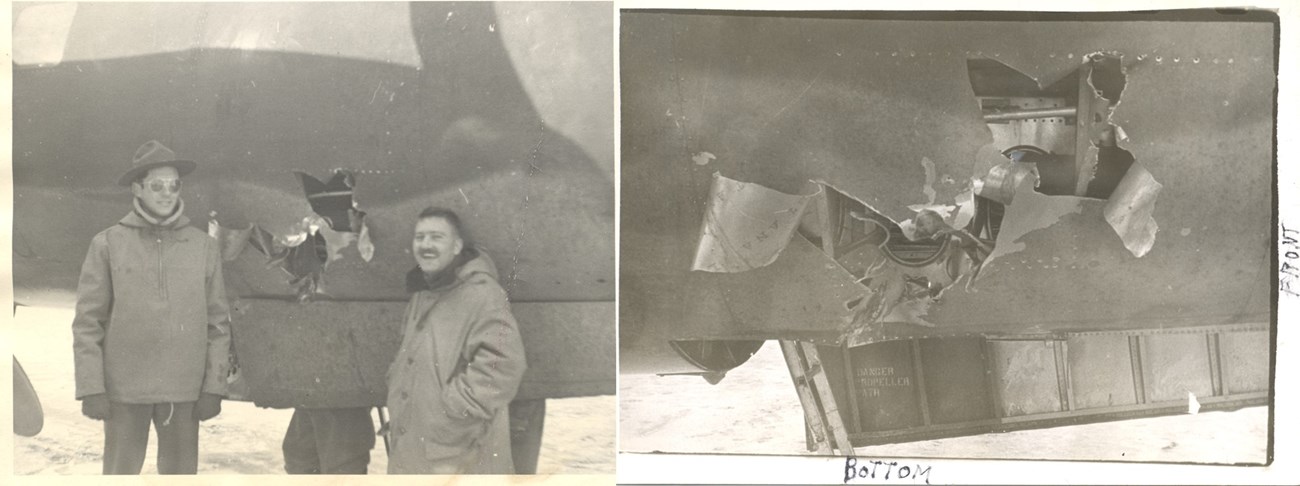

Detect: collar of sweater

[132,197,185,228]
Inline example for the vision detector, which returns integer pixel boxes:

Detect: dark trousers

[103,401,199,475]
[509,399,547,474]
[282,407,376,474]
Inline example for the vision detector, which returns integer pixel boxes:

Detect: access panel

[822,324,1268,447]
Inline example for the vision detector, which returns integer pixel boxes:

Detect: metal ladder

[780,340,853,455]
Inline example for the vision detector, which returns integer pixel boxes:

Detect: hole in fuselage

[967,54,1132,206]
[1088,53,1126,103]
[967,58,1080,198]
[1082,54,1132,200]
[295,169,366,233]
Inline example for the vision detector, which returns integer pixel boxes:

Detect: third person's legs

[282,408,321,474]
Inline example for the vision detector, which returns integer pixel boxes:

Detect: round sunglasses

[142,178,182,194]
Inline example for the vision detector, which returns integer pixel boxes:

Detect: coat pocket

[428,409,487,447]
[422,436,480,474]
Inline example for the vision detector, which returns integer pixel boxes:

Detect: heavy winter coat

[72,209,231,403]
[386,249,527,474]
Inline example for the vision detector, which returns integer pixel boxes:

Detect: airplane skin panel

[620,234,866,374]
[621,13,989,227]
[14,52,424,192]
[620,12,1274,353]
[880,200,1265,340]
[228,299,613,408]
[513,302,616,399]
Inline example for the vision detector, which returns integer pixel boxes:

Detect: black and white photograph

[7,0,1300,484]
[618,6,1279,478]
[10,1,614,477]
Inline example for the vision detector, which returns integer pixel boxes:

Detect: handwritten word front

[1282,223,1300,297]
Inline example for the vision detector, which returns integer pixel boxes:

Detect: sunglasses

[142,178,182,194]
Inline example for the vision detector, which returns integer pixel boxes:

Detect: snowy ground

[12,306,615,475]
[620,342,1269,464]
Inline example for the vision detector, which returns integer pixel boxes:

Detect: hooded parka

[72,208,231,403]
[386,249,526,474]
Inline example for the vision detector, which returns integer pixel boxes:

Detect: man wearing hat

[72,140,232,474]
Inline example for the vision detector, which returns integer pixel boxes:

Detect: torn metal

[1102,163,1162,258]
[709,233,872,342]
[691,144,1161,333]
[211,219,325,300]
[691,172,820,273]
[684,51,1161,332]
[295,170,367,233]
[978,177,1085,268]
[971,51,1158,258]
[621,14,1273,357]
[816,180,983,328]
[208,169,375,301]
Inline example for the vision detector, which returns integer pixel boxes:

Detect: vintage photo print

[618,6,1281,481]
[9,1,614,477]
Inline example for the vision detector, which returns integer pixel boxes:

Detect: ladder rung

[780,339,853,455]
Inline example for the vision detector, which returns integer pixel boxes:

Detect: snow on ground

[620,342,1269,464]
[12,306,614,475]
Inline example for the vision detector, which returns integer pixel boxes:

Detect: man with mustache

[72,140,231,474]
[385,207,527,474]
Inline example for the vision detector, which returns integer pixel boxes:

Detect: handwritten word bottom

[844,457,932,484]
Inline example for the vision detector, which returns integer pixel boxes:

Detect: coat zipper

[157,233,167,300]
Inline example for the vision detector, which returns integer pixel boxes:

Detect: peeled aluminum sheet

[692,172,819,273]
[1103,163,1163,257]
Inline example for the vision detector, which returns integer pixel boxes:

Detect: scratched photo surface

[619,9,1274,463]
[11,1,615,475]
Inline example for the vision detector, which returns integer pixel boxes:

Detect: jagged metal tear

[820,177,976,244]
[209,212,375,300]
[979,164,1160,270]
[681,52,1161,336]
[1102,163,1162,257]
[691,172,820,273]
[978,177,1086,270]
[974,51,1157,259]
[295,170,366,233]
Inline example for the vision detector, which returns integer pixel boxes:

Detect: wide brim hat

[118,140,196,186]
